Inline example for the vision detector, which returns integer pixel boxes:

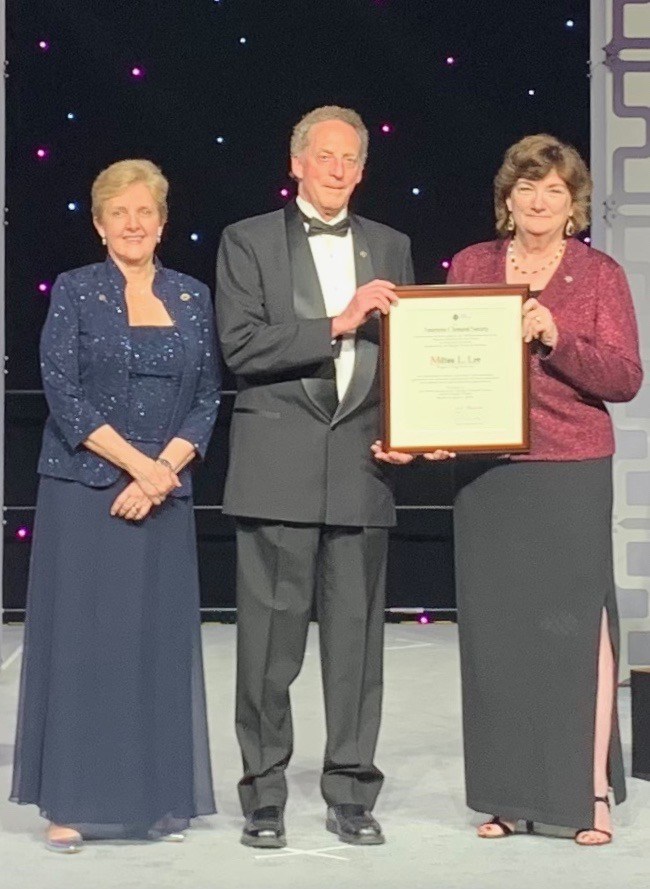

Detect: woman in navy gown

[11,159,220,851]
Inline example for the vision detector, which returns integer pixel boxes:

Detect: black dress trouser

[234,519,388,814]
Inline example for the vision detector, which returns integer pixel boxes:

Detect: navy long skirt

[10,476,216,833]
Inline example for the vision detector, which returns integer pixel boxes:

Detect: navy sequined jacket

[38,257,221,494]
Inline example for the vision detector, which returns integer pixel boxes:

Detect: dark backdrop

[3,0,590,618]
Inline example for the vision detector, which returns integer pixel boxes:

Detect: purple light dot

[441,260,451,269]
[38,40,50,51]
[419,615,429,625]
[131,66,144,78]
[280,188,290,199]
[381,123,393,134]
[16,527,30,540]
[36,147,49,160]
[446,56,455,65]
[38,281,50,294]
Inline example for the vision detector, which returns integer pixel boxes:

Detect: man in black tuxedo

[216,106,413,848]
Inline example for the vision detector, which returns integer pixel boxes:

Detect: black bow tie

[302,214,351,238]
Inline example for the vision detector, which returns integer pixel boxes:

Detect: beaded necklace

[507,239,566,276]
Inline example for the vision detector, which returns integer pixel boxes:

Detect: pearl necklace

[507,239,566,276]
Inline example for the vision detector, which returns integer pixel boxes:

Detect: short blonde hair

[91,159,169,222]
[290,105,369,166]
[494,134,592,237]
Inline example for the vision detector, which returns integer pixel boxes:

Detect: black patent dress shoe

[326,804,385,845]
[241,806,286,848]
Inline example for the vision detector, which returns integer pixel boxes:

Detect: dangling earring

[506,212,515,233]
[101,236,107,246]
[565,216,575,237]
[157,232,162,244]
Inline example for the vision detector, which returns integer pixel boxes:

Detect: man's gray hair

[290,105,369,166]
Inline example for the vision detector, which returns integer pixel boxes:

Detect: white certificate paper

[382,286,529,452]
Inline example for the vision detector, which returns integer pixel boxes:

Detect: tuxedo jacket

[38,257,221,493]
[215,201,414,526]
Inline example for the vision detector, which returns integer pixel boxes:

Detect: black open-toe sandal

[478,816,535,838]
[574,796,612,846]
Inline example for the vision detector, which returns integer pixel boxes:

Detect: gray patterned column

[591,0,650,676]
[0,2,5,662]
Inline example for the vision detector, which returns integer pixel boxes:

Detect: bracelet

[156,457,174,471]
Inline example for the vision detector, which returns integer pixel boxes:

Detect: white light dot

[528,89,536,96]
[584,236,591,244]
[67,112,76,121]
[446,56,455,65]
[412,187,421,196]
[566,19,575,28]
[190,233,200,242]
[441,260,450,269]
[67,201,79,211]
[215,136,225,144]
[239,37,247,44]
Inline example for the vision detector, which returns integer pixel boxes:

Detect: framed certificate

[381,285,530,453]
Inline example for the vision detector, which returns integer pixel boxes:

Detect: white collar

[296,195,349,227]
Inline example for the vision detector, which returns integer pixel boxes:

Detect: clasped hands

[110,458,181,522]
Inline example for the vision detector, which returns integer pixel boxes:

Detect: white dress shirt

[296,195,356,401]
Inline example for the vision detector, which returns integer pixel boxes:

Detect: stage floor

[1,622,649,888]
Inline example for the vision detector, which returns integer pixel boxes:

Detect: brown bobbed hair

[494,134,592,237]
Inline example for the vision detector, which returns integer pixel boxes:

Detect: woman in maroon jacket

[375,134,642,845]
[451,135,642,846]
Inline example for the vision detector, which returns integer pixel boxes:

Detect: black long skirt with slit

[453,457,625,830]
[10,475,216,834]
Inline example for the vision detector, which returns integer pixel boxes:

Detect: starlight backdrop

[4,0,590,616]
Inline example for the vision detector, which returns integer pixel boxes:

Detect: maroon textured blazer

[447,237,643,460]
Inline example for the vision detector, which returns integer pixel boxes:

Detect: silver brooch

[564,275,573,283]
[98,294,107,302]
[180,292,191,302]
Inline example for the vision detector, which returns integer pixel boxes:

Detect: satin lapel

[284,202,338,420]
[331,216,377,427]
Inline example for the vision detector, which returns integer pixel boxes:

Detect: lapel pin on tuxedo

[180,292,191,302]
[359,250,368,259]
